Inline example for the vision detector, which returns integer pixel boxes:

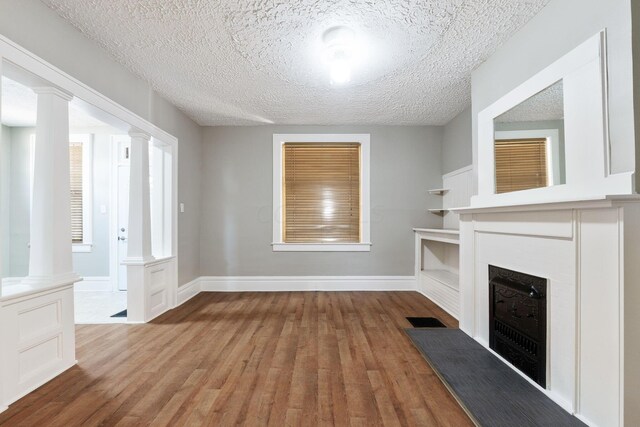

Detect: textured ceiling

[40,0,551,126]
[496,80,564,123]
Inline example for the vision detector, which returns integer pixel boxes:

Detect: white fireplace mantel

[455,195,640,427]
[452,194,640,214]
[456,25,640,426]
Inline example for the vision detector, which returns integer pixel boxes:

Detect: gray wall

[1,125,12,277]
[633,0,640,189]
[0,0,202,285]
[200,126,443,276]
[471,0,636,192]
[7,127,31,277]
[442,107,472,174]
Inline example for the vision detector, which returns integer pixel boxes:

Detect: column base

[19,272,82,289]
[122,256,156,266]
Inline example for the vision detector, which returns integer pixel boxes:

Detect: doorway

[112,135,130,292]
[72,127,129,323]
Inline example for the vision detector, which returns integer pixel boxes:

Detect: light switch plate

[180,203,185,213]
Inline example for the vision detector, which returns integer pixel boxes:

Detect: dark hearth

[489,265,547,387]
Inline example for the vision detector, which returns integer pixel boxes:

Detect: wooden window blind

[69,143,83,243]
[494,138,548,194]
[283,143,361,243]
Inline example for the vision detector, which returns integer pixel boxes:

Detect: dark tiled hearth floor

[406,329,586,427]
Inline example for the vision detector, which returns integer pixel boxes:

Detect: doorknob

[118,236,127,241]
[120,228,126,232]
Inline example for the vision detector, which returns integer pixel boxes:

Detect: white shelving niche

[414,165,472,319]
[427,188,448,214]
[414,228,460,318]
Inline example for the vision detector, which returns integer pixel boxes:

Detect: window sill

[72,243,93,253]
[272,243,372,252]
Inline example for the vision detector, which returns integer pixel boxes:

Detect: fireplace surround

[455,199,640,427]
[451,28,640,427]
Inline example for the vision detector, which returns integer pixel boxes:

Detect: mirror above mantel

[493,79,566,194]
[473,30,634,208]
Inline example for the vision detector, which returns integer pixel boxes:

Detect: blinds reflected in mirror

[283,143,360,243]
[495,138,548,194]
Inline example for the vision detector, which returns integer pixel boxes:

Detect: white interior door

[116,139,130,291]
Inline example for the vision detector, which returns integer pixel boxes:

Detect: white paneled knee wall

[0,283,76,411]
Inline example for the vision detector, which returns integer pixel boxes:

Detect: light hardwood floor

[0,292,473,426]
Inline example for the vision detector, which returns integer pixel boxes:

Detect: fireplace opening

[489,265,547,388]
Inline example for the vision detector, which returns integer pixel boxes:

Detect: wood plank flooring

[0,292,473,426]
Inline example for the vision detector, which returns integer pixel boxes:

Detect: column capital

[32,86,73,101]
[129,129,151,141]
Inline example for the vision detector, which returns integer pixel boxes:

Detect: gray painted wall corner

[442,107,472,175]
[632,0,640,192]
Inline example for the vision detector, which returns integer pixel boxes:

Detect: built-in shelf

[428,208,447,215]
[428,188,448,195]
[421,269,459,291]
[413,228,460,245]
[415,166,471,320]
[413,228,460,235]
[414,228,461,318]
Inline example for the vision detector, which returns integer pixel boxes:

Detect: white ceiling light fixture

[323,26,356,85]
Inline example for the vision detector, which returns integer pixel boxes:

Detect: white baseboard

[74,276,112,292]
[416,289,459,320]
[199,276,417,292]
[177,277,201,305]
[3,361,76,410]
[174,276,418,310]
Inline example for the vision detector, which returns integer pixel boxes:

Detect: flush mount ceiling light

[322,26,356,85]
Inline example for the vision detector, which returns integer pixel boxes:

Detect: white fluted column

[24,87,79,287]
[124,130,154,322]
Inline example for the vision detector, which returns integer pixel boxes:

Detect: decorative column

[125,130,154,264]
[4,87,80,406]
[124,130,155,322]
[24,87,79,287]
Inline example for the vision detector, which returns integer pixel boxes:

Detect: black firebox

[489,265,547,388]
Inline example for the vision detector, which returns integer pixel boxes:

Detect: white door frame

[109,136,129,292]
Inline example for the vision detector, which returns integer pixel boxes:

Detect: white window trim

[29,133,94,252]
[272,133,371,252]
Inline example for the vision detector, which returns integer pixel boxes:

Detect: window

[69,143,84,243]
[29,133,93,251]
[69,134,93,251]
[284,143,360,243]
[494,138,548,194]
[148,138,174,258]
[272,134,370,251]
